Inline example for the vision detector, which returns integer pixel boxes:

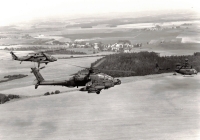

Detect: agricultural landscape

[0,10,200,140]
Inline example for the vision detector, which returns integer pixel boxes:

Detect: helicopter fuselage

[175,68,198,75]
[31,67,121,94]
[11,52,57,68]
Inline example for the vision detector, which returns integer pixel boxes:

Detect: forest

[0,74,28,83]
[44,49,86,55]
[90,51,200,77]
[4,47,86,55]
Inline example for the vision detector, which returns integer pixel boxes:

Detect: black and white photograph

[0,0,200,139]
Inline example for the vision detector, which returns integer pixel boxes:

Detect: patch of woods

[58,54,105,59]
[81,25,93,28]
[44,90,60,96]
[91,51,200,77]
[0,74,28,83]
[0,94,20,104]
[4,46,51,51]
[43,49,86,55]
[4,47,87,55]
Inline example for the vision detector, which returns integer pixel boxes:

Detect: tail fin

[31,67,44,82]
[155,63,160,72]
[155,63,170,72]
[10,52,18,60]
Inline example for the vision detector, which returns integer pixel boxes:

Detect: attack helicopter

[10,51,57,68]
[174,59,198,75]
[31,58,134,94]
[155,58,198,75]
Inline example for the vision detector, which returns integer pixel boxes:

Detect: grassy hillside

[92,52,200,77]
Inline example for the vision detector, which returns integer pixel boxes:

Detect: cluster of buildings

[142,25,163,31]
[44,40,140,53]
[2,33,145,53]
[69,40,142,53]
[142,24,182,31]
[100,43,133,53]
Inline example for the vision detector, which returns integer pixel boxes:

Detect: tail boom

[31,67,71,88]
[10,52,18,60]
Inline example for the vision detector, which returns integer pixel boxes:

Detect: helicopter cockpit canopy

[175,63,181,66]
[97,73,114,81]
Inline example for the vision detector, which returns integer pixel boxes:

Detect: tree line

[91,51,200,77]
[44,49,86,55]
[4,47,86,55]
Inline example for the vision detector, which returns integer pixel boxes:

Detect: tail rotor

[10,51,18,60]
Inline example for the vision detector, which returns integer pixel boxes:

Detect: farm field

[1,13,200,140]
[0,70,200,140]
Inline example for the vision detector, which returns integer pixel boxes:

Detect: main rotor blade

[69,73,76,76]
[58,55,106,59]
[39,66,45,70]
[92,58,106,68]
[66,63,88,69]
[99,69,135,73]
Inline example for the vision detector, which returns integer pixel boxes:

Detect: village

[3,39,142,53]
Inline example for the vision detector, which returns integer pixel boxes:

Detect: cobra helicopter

[30,58,135,94]
[10,51,57,68]
[155,58,198,75]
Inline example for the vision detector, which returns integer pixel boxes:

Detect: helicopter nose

[52,56,57,61]
[114,79,121,85]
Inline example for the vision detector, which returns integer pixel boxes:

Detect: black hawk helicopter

[31,58,134,94]
[10,51,57,68]
[155,58,198,75]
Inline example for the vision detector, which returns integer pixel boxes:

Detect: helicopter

[10,51,57,68]
[174,60,198,75]
[155,58,198,75]
[30,59,134,94]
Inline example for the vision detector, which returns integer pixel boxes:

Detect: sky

[0,0,199,26]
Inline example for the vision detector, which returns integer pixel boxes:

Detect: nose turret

[193,69,198,74]
[52,56,57,61]
[114,79,121,85]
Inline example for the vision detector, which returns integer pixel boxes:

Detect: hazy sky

[0,0,199,26]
